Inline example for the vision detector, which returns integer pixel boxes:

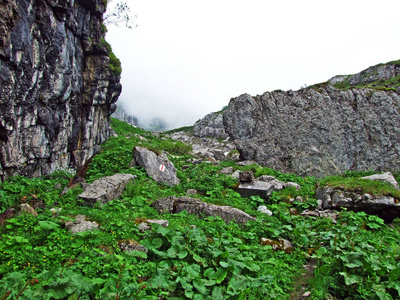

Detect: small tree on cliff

[104,0,137,29]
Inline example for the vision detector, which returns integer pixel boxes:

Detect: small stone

[302,291,311,298]
[20,204,37,217]
[257,206,273,216]
[186,189,197,195]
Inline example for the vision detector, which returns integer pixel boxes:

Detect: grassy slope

[0,118,399,299]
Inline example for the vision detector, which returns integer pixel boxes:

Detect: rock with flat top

[79,174,136,206]
[152,196,256,224]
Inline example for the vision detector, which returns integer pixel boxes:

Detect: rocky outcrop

[223,86,400,177]
[0,0,122,180]
[152,196,256,224]
[193,111,228,139]
[112,104,139,127]
[316,184,400,222]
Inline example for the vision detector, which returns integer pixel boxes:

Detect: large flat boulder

[79,174,136,206]
[133,146,180,186]
[316,185,400,222]
[152,196,256,224]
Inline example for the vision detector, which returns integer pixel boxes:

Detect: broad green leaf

[128,250,148,259]
[178,249,188,259]
[345,260,363,268]
[176,276,193,291]
[204,268,216,279]
[212,286,225,299]
[219,261,230,268]
[193,279,208,295]
[339,272,363,285]
[215,267,228,284]
[38,220,59,230]
[186,264,201,279]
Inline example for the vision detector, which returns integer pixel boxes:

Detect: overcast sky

[106,0,400,130]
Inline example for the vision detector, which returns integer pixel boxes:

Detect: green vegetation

[1,118,400,299]
[101,38,122,76]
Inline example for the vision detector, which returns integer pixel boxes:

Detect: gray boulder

[316,185,400,222]
[79,174,136,206]
[133,146,180,186]
[152,196,256,224]
[193,112,228,139]
[66,215,99,234]
[361,172,399,190]
[223,87,400,177]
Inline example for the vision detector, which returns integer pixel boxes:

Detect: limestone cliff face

[0,0,121,180]
[193,111,228,139]
[223,62,400,177]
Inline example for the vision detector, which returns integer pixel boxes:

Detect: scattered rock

[361,172,399,190]
[239,171,254,183]
[260,238,294,254]
[118,240,148,253]
[138,219,169,233]
[257,206,273,216]
[152,196,256,224]
[186,189,198,195]
[302,291,311,298]
[220,167,234,174]
[231,170,241,180]
[300,209,338,224]
[79,174,136,207]
[236,181,277,199]
[132,146,180,186]
[66,215,99,234]
[20,204,37,217]
[316,185,400,222]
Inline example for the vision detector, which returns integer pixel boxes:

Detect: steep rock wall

[223,87,400,177]
[193,111,228,139]
[0,0,121,180]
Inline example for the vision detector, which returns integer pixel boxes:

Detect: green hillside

[0,118,399,299]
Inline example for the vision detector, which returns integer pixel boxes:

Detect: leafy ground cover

[0,118,399,299]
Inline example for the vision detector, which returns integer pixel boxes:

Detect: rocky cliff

[193,111,228,139]
[223,61,400,177]
[0,0,121,180]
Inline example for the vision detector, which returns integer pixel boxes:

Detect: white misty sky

[106,0,400,129]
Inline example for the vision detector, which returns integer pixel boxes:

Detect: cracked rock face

[0,0,121,180]
[223,87,400,177]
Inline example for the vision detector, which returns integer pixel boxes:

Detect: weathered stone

[223,64,400,178]
[361,172,399,190]
[138,219,169,232]
[213,149,226,161]
[0,0,121,180]
[257,206,273,216]
[78,174,136,206]
[220,167,234,174]
[239,171,254,183]
[20,204,37,217]
[236,176,290,199]
[152,196,256,224]
[118,240,148,253]
[317,185,400,222]
[260,238,294,254]
[66,215,99,234]
[193,112,228,139]
[186,189,198,195]
[133,146,180,186]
